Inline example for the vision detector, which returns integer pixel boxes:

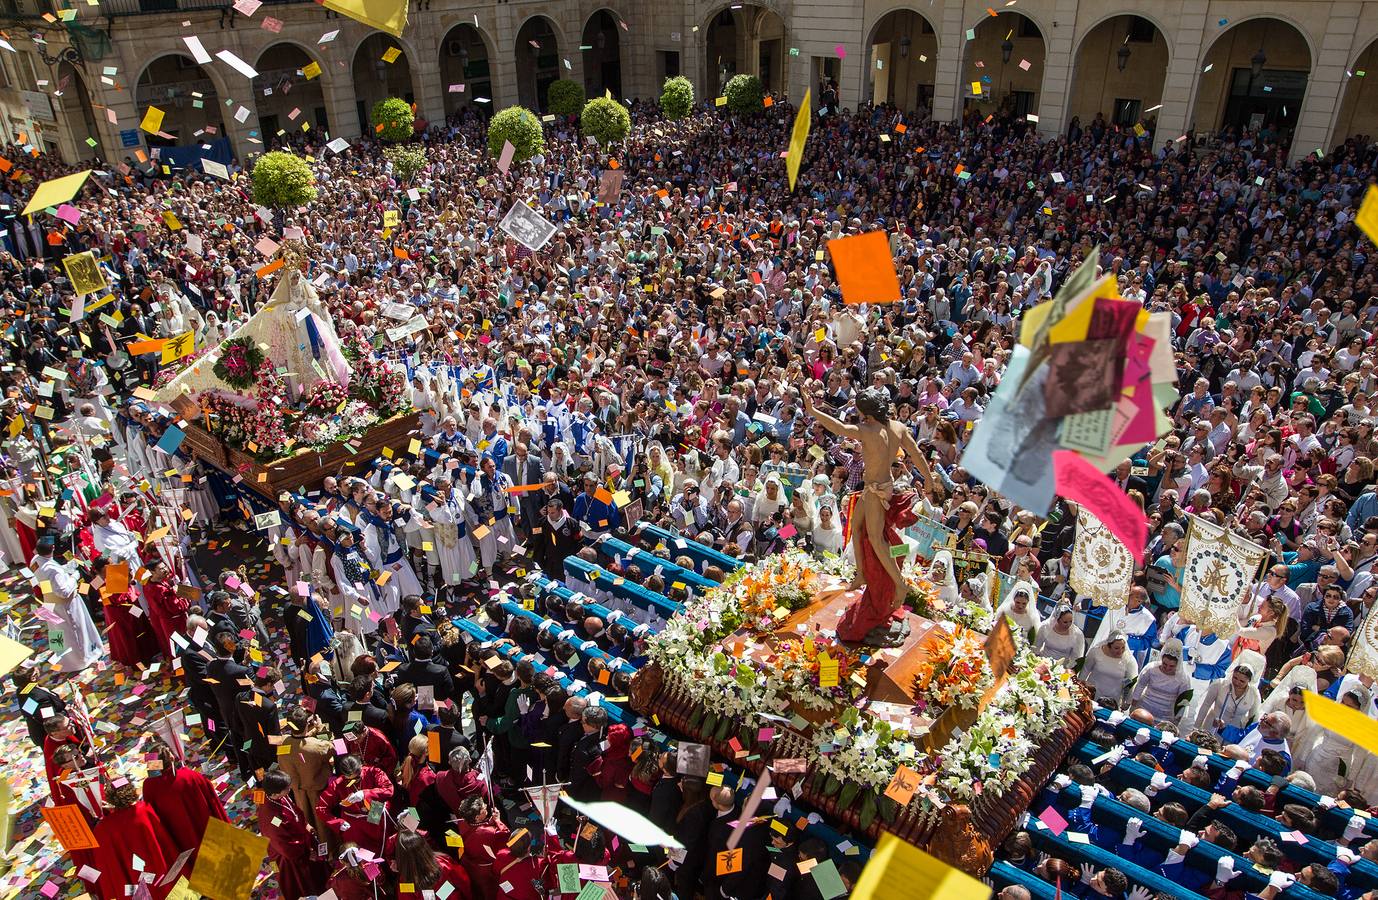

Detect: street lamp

[1116,44,1130,72]
[1251,48,1267,79]
[1001,38,1013,64]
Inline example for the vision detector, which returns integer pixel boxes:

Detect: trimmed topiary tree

[384,144,427,183]
[547,78,586,117]
[580,97,630,146]
[371,97,415,142]
[660,75,694,120]
[486,106,545,164]
[724,73,764,115]
[251,151,316,209]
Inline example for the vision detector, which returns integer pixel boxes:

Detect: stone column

[1033,0,1079,139]
[1153,1,1207,151]
[1291,1,1361,159]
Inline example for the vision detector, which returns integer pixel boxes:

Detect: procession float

[629,548,1095,875]
[152,246,417,498]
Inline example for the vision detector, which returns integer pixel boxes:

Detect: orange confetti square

[827,230,901,306]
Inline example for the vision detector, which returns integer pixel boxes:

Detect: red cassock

[454,817,510,899]
[90,802,179,900]
[314,767,394,858]
[434,855,474,900]
[142,766,228,861]
[492,848,544,900]
[326,866,374,900]
[43,730,92,801]
[142,578,188,658]
[102,593,159,667]
[257,794,327,900]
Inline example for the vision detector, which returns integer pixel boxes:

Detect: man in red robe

[314,755,393,858]
[258,769,326,900]
[431,746,489,817]
[91,779,179,900]
[142,560,188,659]
[452,795,510,899]
[42,714,95,801]
[141,744,228,864]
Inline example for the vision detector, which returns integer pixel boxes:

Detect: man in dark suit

[535,474,575,536]
[10,666,66,748]
[235,666,282,774]
[392,635,455,703]
[555,696,587,782]
[502,442,546,528]
[568,705,606,802]
[703,785,770,900]
[179,616,221,733]
[532,498,583,579]
[304,661,350,736]
[346,674,390,731]
[207,635,252,775]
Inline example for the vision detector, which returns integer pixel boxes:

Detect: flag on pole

[785,89,811,192]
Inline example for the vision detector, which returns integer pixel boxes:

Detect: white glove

[1336,846,1359,865]
[1228,759,1250,777]
[1146,772,1170,797]
[1106,745,1128,765]
[1127,887,1153,900]
[1344,814,1370,841]
[1122,817,1145,845]
[1192,754,1210,770]
[1318,795,1338,810]
[1053,774,1073,790]
[1215,856,1239,884]
[1159,730,1179,748]
[1078,785,1096,809]
[339,820,350,832]
[1080,865,1097,886]
[1268,871,1296,891]
[1178,829,1200,849]
[1107,710,1128,726]
[345,790,365,805]
[1132,727,1151,747]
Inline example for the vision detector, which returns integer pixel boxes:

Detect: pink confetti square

[1038,806,1068,836]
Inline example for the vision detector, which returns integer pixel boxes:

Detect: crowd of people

[2,73,1378,900]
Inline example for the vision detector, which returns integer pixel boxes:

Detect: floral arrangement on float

[192,325,411,460]
[645,550,1080,821]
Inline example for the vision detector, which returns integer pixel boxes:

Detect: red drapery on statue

[836,490,918,643]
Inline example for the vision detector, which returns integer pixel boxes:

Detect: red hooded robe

[141,765,228,861]
[258,792,327,900]
[90,801,178,900]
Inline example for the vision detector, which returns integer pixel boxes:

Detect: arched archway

[56,62,100,161]
[438,22,493,117]
[1067,15,1169,134]
[1191,18,1311,140]
[351,32,416,135]
[516,16,560,112]
[866,8,938,113]
[254,43,327,149]
[1330,40,1378,147]
[703,4,787,98]
[582,9,623,99]
[962,12,1045,118]
[136,54,226,148]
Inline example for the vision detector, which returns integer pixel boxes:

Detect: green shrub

[371,97,414,142]
[250,151,316,209]
[486,106,545,163]
[384,144,427,183]
[660,75,694,119]
[725,73,764,115]
[547,78,586,116]
[580,97,630,146]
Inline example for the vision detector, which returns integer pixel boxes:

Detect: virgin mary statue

[155,246,352,404]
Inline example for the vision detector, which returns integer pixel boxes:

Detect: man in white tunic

[424,478,477,593]
[362,498,422,628]
[469,456,516,573]
[30,535,103,671]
